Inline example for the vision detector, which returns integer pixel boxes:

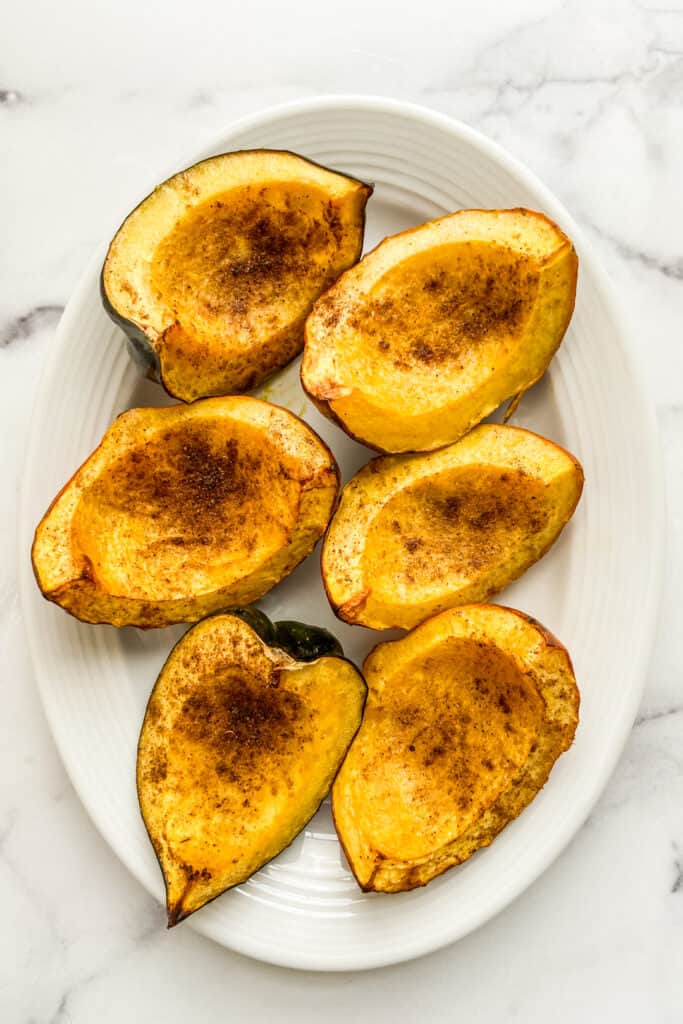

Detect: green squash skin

[226,607,343,662]
[99,267,162,381]
[224,606,277,647]
[273,620,343,661]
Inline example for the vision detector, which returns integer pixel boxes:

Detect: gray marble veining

[0,305,64,347]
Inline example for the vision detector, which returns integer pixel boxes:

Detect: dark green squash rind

[99,269,161,380]
[273,620,344,661]
[224,607,344,661]
[224,606,277,646]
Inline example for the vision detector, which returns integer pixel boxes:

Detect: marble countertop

[4,0,683,1019]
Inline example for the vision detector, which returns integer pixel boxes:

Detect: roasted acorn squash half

[332,604,579,892]
[302,208,577,452]
[322,424,583,631]
[102,150,372,402]
[137,609,366,924]
[32,397,339,628]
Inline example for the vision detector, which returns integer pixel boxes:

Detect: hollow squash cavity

[302,208,577,452]
[362,466,550,606]
[347,243,539,408]
[321,424,583,631]
[151,183,351,341]
[72,420,299,603]
[332,604,579,892]
[345,639,544,864]
[32,397,339,627]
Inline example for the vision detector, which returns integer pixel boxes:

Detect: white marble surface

[3,0,683,1019]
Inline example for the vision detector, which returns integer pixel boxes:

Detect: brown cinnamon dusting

[400,642,540,786]
[178,670,309,787]
[151,184,350,331]
[367,467,550,587]
[359,244,539,368]
[90,424,266,536]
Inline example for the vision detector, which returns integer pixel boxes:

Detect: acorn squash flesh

[302,208,578,452]
[322,424,583,630]
[332,604,579,892]
[102,150,372,402]
[137,611,366,924]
